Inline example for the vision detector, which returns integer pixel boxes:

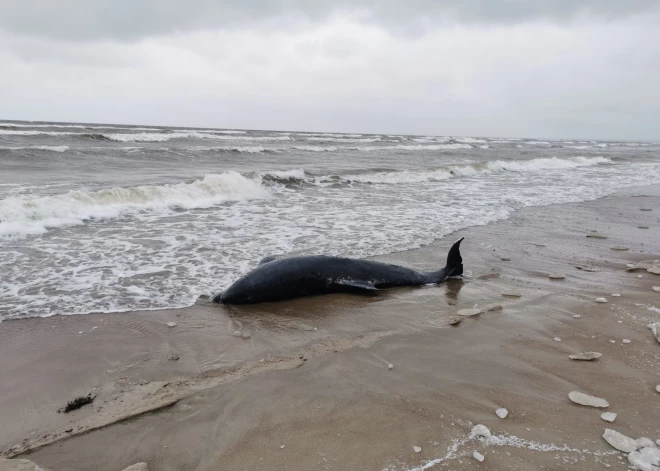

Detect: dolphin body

[213,238,464,305]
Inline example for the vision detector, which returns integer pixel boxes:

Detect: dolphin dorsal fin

[258,255,278,265]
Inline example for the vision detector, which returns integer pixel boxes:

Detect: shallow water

[1,120,659,319]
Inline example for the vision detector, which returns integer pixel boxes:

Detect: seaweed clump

[58,393,96,413]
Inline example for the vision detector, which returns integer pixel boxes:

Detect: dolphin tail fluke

[425,237,464,283]
[445,237,464,277]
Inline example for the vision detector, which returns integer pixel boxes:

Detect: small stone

[587,233,608,239]
[501,289,522,298]
[648,323,660,344]
[122,464,149,471]
[652,286,660,292]
[638,275,643,278]
[231,330,242,337]
[473,451,485,462]
[500,257,511,261]
[602,428,637,453]
[601,412,617,422]
[638,226,650,229]
[432,441,440,446]
[611,246,630,251]
[554,337,561,342]
[648,267,660,275]
[576,265,599,272]
[447,316,463,326]
[609,340,616,343]
[622,339,631,344]
[413,446,422,453]
[549,274,565,280]
[387,364,394,370]
[656,385,660,393]
[640,208,653,211]
[166,322,177,328]
[457,308,481,317]
[569,391,609,408]
[596,297,608,303]
[572,314,581,318]
[280,445,285,449]
[470,424,491,439]
[569,352,602,361]
[496,408,508,419]
[611,293,621,297]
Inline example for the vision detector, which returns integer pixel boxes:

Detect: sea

[1,120,659,321]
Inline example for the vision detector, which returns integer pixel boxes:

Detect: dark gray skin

[213,238,464,305]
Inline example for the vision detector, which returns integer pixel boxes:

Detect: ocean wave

[302,133,364,138]
[524,140,552,145]
[102,132,291,142]
[0,172,270,239]
[454,137,488,144]
[316,156,612,184]
[348,143,473,152]
[259,169,307,185]
[306,137,381,143]
[193,145,282,154]
[292,145,339,152]
[0,129,286,142]
[0,145,69,153]
[0,130,76,137]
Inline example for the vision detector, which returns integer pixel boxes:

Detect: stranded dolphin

[213,238,464,305]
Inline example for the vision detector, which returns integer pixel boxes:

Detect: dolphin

[213,238,464,305]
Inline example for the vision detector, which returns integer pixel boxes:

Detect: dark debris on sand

[58,393,96,413]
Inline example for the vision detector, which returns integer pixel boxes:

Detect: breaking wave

[0,145,69,153]
[100,132,291,142]
[0,172,270,239]
[259,169,307,185]
[317,157,612,184]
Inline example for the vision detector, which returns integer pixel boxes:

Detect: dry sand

[1,185,659,471]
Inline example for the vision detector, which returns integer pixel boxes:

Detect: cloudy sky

[1,1,659,139]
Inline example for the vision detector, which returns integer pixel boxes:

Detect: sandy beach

[1,185,659,471]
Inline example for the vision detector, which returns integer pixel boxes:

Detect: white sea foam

[302,133,363,138]
[0,145,69,152]
[292,145,339,152]
[525,140,552,145]
[350,143,472,152]
[104,132,290,142]
[454,137,488,144]
[335,157,611,184]
[564,145,593,149]
[0,130,76,136]
[0,172,270,239]
[307,137,381,143]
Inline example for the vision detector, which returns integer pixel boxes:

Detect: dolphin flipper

[258,255,278,265]
[333,278,379,291]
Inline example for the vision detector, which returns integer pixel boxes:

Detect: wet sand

[1,185,659,471]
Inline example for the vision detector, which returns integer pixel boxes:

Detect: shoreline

[1,184,659,470]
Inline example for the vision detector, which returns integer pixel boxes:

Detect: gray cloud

[2,0,660,40]
[1,2,660,139]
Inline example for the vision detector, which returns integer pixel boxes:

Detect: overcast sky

[2,1,659,139]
